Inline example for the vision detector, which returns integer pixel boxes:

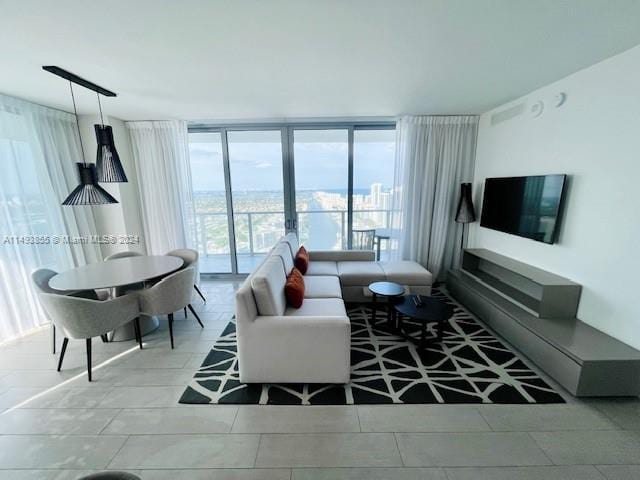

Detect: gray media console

[447,249,640,396]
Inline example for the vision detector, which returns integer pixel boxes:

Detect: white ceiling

[2,0,640,121]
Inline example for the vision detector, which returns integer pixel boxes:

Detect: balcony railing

[194,209,392,258]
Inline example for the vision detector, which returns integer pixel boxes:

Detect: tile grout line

[97,407,123,435]
[392,432,405,467]
[253,433,263,468]
[525,431,556,466]
[355,405,362,432]
[103,433,130,470]
[593,464,613,480]
[589,404,629,430]
[229,406,241,433]
[473,406,495,432]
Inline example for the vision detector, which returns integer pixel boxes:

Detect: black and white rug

[179,287,564,405]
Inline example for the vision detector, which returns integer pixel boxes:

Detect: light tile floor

[0,280,638,479]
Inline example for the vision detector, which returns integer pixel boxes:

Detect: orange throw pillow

[294,246,309,274]
[285,267,305,308]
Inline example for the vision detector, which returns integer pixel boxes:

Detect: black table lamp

[455,183,476,251]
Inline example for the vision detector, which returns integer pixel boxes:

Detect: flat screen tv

[480,174,567,244]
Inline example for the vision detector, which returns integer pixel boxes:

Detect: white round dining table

[50,255,184,341]
[50,255,183,291]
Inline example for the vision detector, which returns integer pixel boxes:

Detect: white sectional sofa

[235,233,433,384]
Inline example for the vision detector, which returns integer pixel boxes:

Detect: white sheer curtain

[0,93,101,342]
[389,115,478,280]
[127,120,197,255]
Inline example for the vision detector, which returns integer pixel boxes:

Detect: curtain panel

[127,120,197,255]
[0,93,101,342]
[389,115,478,280]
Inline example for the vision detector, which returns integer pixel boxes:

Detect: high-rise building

[370,183,382,207]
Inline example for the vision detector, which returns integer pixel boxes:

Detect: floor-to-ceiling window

[227,130,287,274]
[353,128,396,260]
[187,132,232,273]
[187,122,395,274]
[292,129,349,250]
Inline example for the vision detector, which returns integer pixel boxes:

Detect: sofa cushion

[250,257,287,316]
[273,243,294,273]
[309,250,375,262]
[285,268,305,308]
[337,261,386,286]
[285,298,347,317]
[294,246,310,274]
[306,260,339,276]
[380,260,433,286]
[304,275,342,299]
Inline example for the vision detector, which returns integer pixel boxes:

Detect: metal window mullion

[281,127,295,232]
[347,126,354,250]
[286,126,297,232]
[220,128,238,275]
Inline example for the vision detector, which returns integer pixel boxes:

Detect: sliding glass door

[352,128,396,260]
[188,132,232,273]
[292,129,349,250]
[227,130,287,274]
[188,123,394,274]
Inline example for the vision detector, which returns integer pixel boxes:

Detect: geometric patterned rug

[179,287,565,405]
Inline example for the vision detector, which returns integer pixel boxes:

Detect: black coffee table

[394,294,454,348]
[369,281,405,331]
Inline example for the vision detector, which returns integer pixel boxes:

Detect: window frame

[188,120,396,274]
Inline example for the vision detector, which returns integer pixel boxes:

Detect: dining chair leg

[134,318,143,350]
[184,307,187,318]
[187,304,204,328]
[168,313,175,349]
[57,338,69,372]
[52,324,56,354]
[86,338,92,382]
[194,284,206,302]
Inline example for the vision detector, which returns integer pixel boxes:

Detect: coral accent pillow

[285,267,305,308]
[294,246,309,274]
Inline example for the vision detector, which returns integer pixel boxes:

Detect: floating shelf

[461,248,581,318]
[448,249,640,397]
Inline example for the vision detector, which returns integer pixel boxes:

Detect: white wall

[470,44,640,350]
[78,115,147,258]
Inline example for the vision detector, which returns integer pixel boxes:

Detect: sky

[188,129,395,193]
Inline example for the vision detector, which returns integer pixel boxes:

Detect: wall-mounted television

[480,174,567,244]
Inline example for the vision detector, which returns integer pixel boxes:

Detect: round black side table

[394,294,454,348]
[368,281,405,331]
[78,472,141,480]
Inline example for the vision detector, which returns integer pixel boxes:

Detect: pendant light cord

[69,80,87,166]
[96,91,105,126]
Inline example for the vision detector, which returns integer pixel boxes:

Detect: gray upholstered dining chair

[105,251,145,295]
[31,268,108,354]
[137,267,203,349]
[104,251,144,261]
[37,291,141,381]
[166,248,206,303]
[352,229,376,250]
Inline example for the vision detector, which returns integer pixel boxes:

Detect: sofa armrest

[308,250,375,262]
[237,314,351,384]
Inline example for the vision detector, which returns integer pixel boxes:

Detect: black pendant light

[63,163,118,205]
[95,93,127,183]
[61,80,118,206]
[43,66,119,206]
